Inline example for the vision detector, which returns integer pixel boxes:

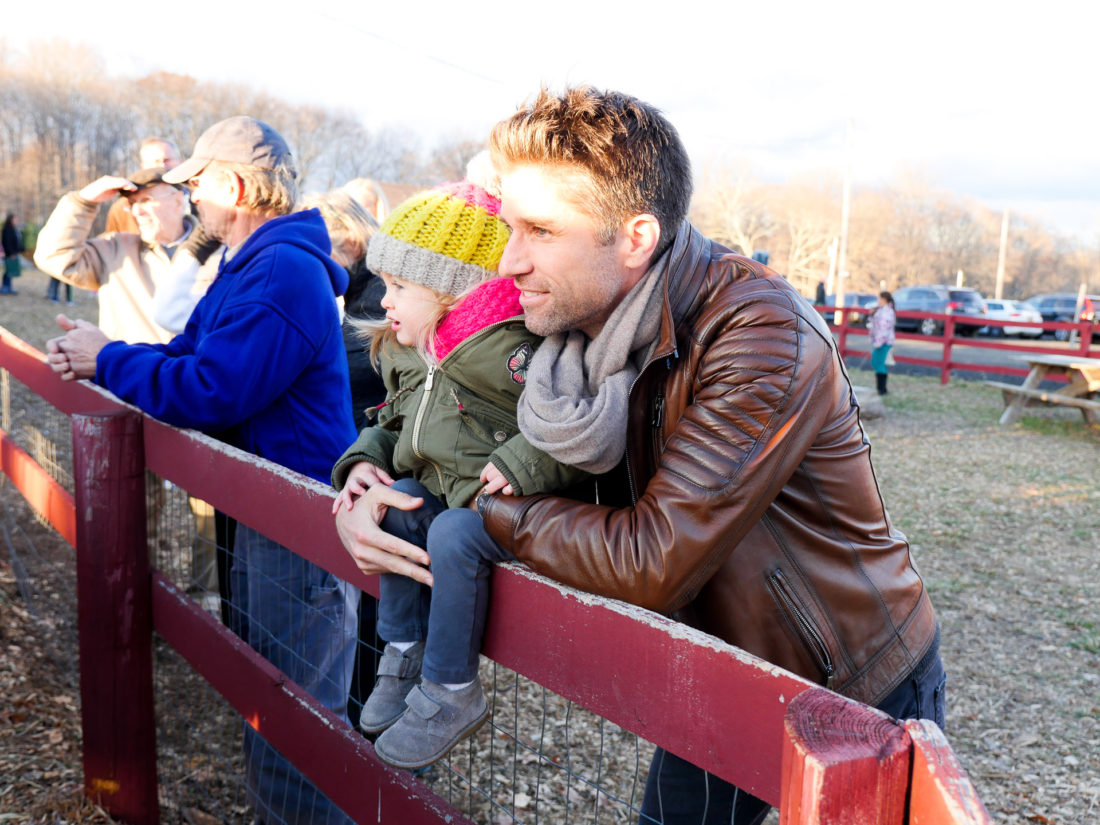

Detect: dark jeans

[376,478,514,684]
[47,278,73,302]
[231,524,359,825]
[639,628,946,825]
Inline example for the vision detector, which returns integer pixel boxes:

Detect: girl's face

[379,272,442,347]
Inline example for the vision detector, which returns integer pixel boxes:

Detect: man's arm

[33,178,138,290]
[482,307,837,614]
[487,432,588,497]
[94,298,323,431]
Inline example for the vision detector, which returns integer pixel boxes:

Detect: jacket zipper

[408,317,522,494]
[767,570,835,687]
[410,364,445,492]
[625,350,676,505]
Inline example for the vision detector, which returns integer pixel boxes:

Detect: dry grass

[2,267,1099,823]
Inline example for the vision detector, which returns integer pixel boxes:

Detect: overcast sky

[9,0,1099,238]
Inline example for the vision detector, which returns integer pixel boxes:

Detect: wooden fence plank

[152,572,475,825]
[0,428,76,546]
[904,720,994,825]
[141,416,820,804]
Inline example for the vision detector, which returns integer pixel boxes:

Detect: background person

[870,290,897,395]
[300,189,385,430]
[34,167,192,344]
[2,213,23,294]
[341,177,389,224]
[300,187,386,729]
[45,115,358,825]
[104,137,181,235]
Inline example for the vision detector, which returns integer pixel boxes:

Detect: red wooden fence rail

[824,305,1095,385]
[1,326,993,824]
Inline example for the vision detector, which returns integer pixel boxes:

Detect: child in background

[331,179,584,769]
[870,290,896,395]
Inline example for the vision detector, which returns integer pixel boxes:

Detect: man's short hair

[489,86,693,255]
[208,159,299,216]
[140,136,180,156]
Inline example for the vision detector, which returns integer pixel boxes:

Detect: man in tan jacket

[35,168,194,344]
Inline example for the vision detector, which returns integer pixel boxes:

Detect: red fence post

[904,720,994,825]
[72,411,158,824]
[778,688,909,825]
[941,315,955,385]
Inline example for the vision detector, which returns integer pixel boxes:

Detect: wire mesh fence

[2,366,659,825]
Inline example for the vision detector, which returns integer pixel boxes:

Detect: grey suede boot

[373,678,489,770]
[359,641,425,734]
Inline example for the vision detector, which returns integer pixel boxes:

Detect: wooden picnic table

[985,353,1100,426]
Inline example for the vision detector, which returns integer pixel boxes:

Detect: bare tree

[691,165,776,257]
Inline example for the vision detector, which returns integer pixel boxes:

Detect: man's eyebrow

[511,214,559,230]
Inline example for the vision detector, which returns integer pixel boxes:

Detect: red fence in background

[0,326,993,825]
[823,305,1096,385]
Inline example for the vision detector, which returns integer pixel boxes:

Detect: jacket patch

[507,342,532,385]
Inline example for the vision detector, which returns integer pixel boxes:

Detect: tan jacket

[483,224,937,706]
[34,193,192,344]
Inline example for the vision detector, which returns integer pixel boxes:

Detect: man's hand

[479,461,513,496]
[78,176,137,205]
[331,461,395,514]
[45,314,109,381]
[334,484,433,586]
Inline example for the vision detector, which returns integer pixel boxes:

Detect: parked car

[1023,293,1098,341]
[893,285,986,336]
[981,299,1043,338]
[823,292,878,326]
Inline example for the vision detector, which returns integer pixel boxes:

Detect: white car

[982,299,1044,337]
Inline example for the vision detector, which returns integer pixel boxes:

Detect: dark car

[823,292,878,326]
[892,285,986,336]
[1023,293,1098,341]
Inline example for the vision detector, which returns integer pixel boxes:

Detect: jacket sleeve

[95,291,327,432]
[488,433,587,497]
[32,193,122,289]
[482,302,839,615]
[330,426,399,490]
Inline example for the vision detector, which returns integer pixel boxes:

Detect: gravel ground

[2,267,1099,823]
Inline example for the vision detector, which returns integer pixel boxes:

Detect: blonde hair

[489,86,692,256]
[353,282,467,368]
[342,178,390,223]
[208,159,299,216]
[300,190,378,267]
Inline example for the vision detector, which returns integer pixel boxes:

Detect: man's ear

[227,171,245,206]
[621,213,661,268]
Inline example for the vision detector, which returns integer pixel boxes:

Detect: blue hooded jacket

[95,209,356,483]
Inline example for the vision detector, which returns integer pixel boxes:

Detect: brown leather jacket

[483,223,937,706]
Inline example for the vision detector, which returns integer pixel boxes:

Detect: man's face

[187,166,237,244]
[140,141,180,171]
[498,165,631,339]
[128,183,186,245]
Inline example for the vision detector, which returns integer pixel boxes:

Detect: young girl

[870,290,896,395]
[330,179,583,770]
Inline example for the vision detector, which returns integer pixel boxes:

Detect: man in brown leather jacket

[335,87,944,825]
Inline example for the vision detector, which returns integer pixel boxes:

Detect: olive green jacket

[332,318,584,507]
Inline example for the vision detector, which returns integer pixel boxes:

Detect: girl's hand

[332,461,395,514]
[479,462,513,496]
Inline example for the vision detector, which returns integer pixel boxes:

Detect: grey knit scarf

[517,252,669,473]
